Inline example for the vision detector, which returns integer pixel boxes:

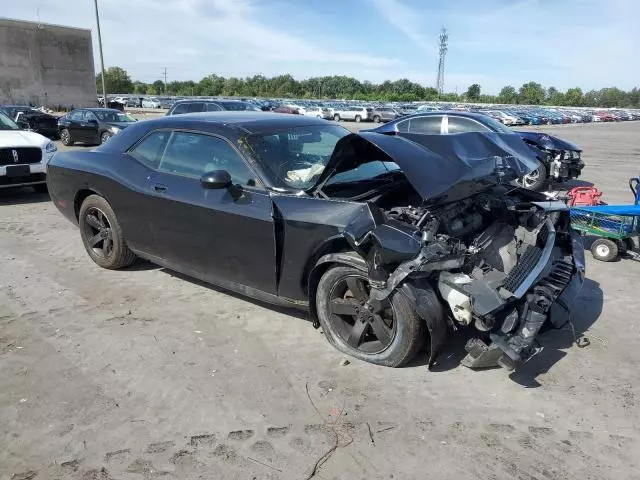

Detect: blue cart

[570,177,640,261]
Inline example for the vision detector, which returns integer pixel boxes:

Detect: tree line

[97,66,640,108]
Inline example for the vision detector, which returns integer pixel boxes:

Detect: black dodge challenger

[47,112,585,370]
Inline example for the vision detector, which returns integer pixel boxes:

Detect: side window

[187,102,205,113]
[396,120,409,133]
[206,103,223,112]
[170,103,190,115]
[69,110,85,121]
[407,116,442,134]
[85,111,98,122]
[159,132,257,186]
[128,131,170,169]
[447,117,491,133]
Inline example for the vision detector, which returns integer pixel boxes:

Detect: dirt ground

[1,121,639,480]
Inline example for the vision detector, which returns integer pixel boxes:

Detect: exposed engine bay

[343,185,585,370]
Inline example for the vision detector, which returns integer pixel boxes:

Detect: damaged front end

[328,132,585,371]
[517,131,584,183]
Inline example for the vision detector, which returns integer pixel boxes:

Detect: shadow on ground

[412,278,604,385]
[0,188,50,206]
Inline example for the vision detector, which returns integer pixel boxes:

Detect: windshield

[0,111,19,130]
[244,125,349,189]
[94,111,136,122]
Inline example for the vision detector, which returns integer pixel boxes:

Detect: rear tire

[333,114,340,121]
[355,115,362,123]
[60,128,74,146]
[316,265,424,367]
[79,195,136,269]
[590,238,618,262]
[373,115,381,123]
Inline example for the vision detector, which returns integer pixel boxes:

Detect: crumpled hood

[516,131,581,152]
[0,130,49,148]
[313,131,542,204]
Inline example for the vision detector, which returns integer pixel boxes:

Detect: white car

[142,97,161,109]
[303,106,332,119]
[0,111,57,193]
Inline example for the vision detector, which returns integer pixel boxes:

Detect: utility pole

[163,68,167,94]
[436,27,448,96]
[94,0,107,106]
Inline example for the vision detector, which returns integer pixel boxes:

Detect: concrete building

[0,18,97,109]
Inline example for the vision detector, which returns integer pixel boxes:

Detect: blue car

[369,111,583,191]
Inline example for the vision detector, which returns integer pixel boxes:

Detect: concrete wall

[0,19,97,109]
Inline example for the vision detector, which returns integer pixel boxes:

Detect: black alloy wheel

[60,128,74,146]
[79,195,136,269]
[83,206,115,259]
[316,265,424,367]
[327,273,396,353]
[100,131,113,144]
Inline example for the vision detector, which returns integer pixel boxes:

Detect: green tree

[518,81,545,105]
[96,66,134,94]
[546,86,565,105]
[152,80,165,94]
[132,81,148,95]
[564,87,583,106]
[497,85,518,104]
[466,84,481,101]
[598,87,626,107]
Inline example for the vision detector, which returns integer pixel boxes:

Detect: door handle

[153,184,168,193]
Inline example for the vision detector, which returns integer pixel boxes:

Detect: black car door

[83,111,101,143]
[133,129,277,295]
[66,110,88,141]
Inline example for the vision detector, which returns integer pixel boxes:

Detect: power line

[436,27,448,95]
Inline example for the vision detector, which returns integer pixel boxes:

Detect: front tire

[316,265,424,367]
[100,131,113,144]
[373,115,381,123]
[333,114,340,121]
[60,128,74,146]
[355,115,362,123]
[79,195,136,269]
[590,238,618,262]
[518,163,547,191]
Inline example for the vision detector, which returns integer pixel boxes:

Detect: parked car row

[98,94,640,126]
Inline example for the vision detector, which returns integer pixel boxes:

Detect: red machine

[566,186,603,207]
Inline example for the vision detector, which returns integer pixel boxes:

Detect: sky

[3,0,638,94]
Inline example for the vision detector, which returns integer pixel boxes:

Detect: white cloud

[369,0,436,54]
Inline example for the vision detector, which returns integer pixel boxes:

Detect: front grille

[503,246,542,293]
[0,147,42,166]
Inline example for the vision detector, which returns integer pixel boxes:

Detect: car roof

[81,108,124,113]
[145,111,329,133]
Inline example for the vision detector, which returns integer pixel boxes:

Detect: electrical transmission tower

[436,27,448,95]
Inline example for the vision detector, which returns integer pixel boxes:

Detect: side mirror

[200,170,232,189]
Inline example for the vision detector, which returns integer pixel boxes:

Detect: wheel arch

[306,246,367,328]
[74,188,103,221]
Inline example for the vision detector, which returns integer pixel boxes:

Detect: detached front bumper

[462,228,585,370]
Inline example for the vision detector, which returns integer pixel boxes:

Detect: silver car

[370,106,400,123]
[332,106,372,122]
[303,106,333,119]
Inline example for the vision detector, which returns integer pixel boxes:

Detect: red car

[596,111,616,122]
